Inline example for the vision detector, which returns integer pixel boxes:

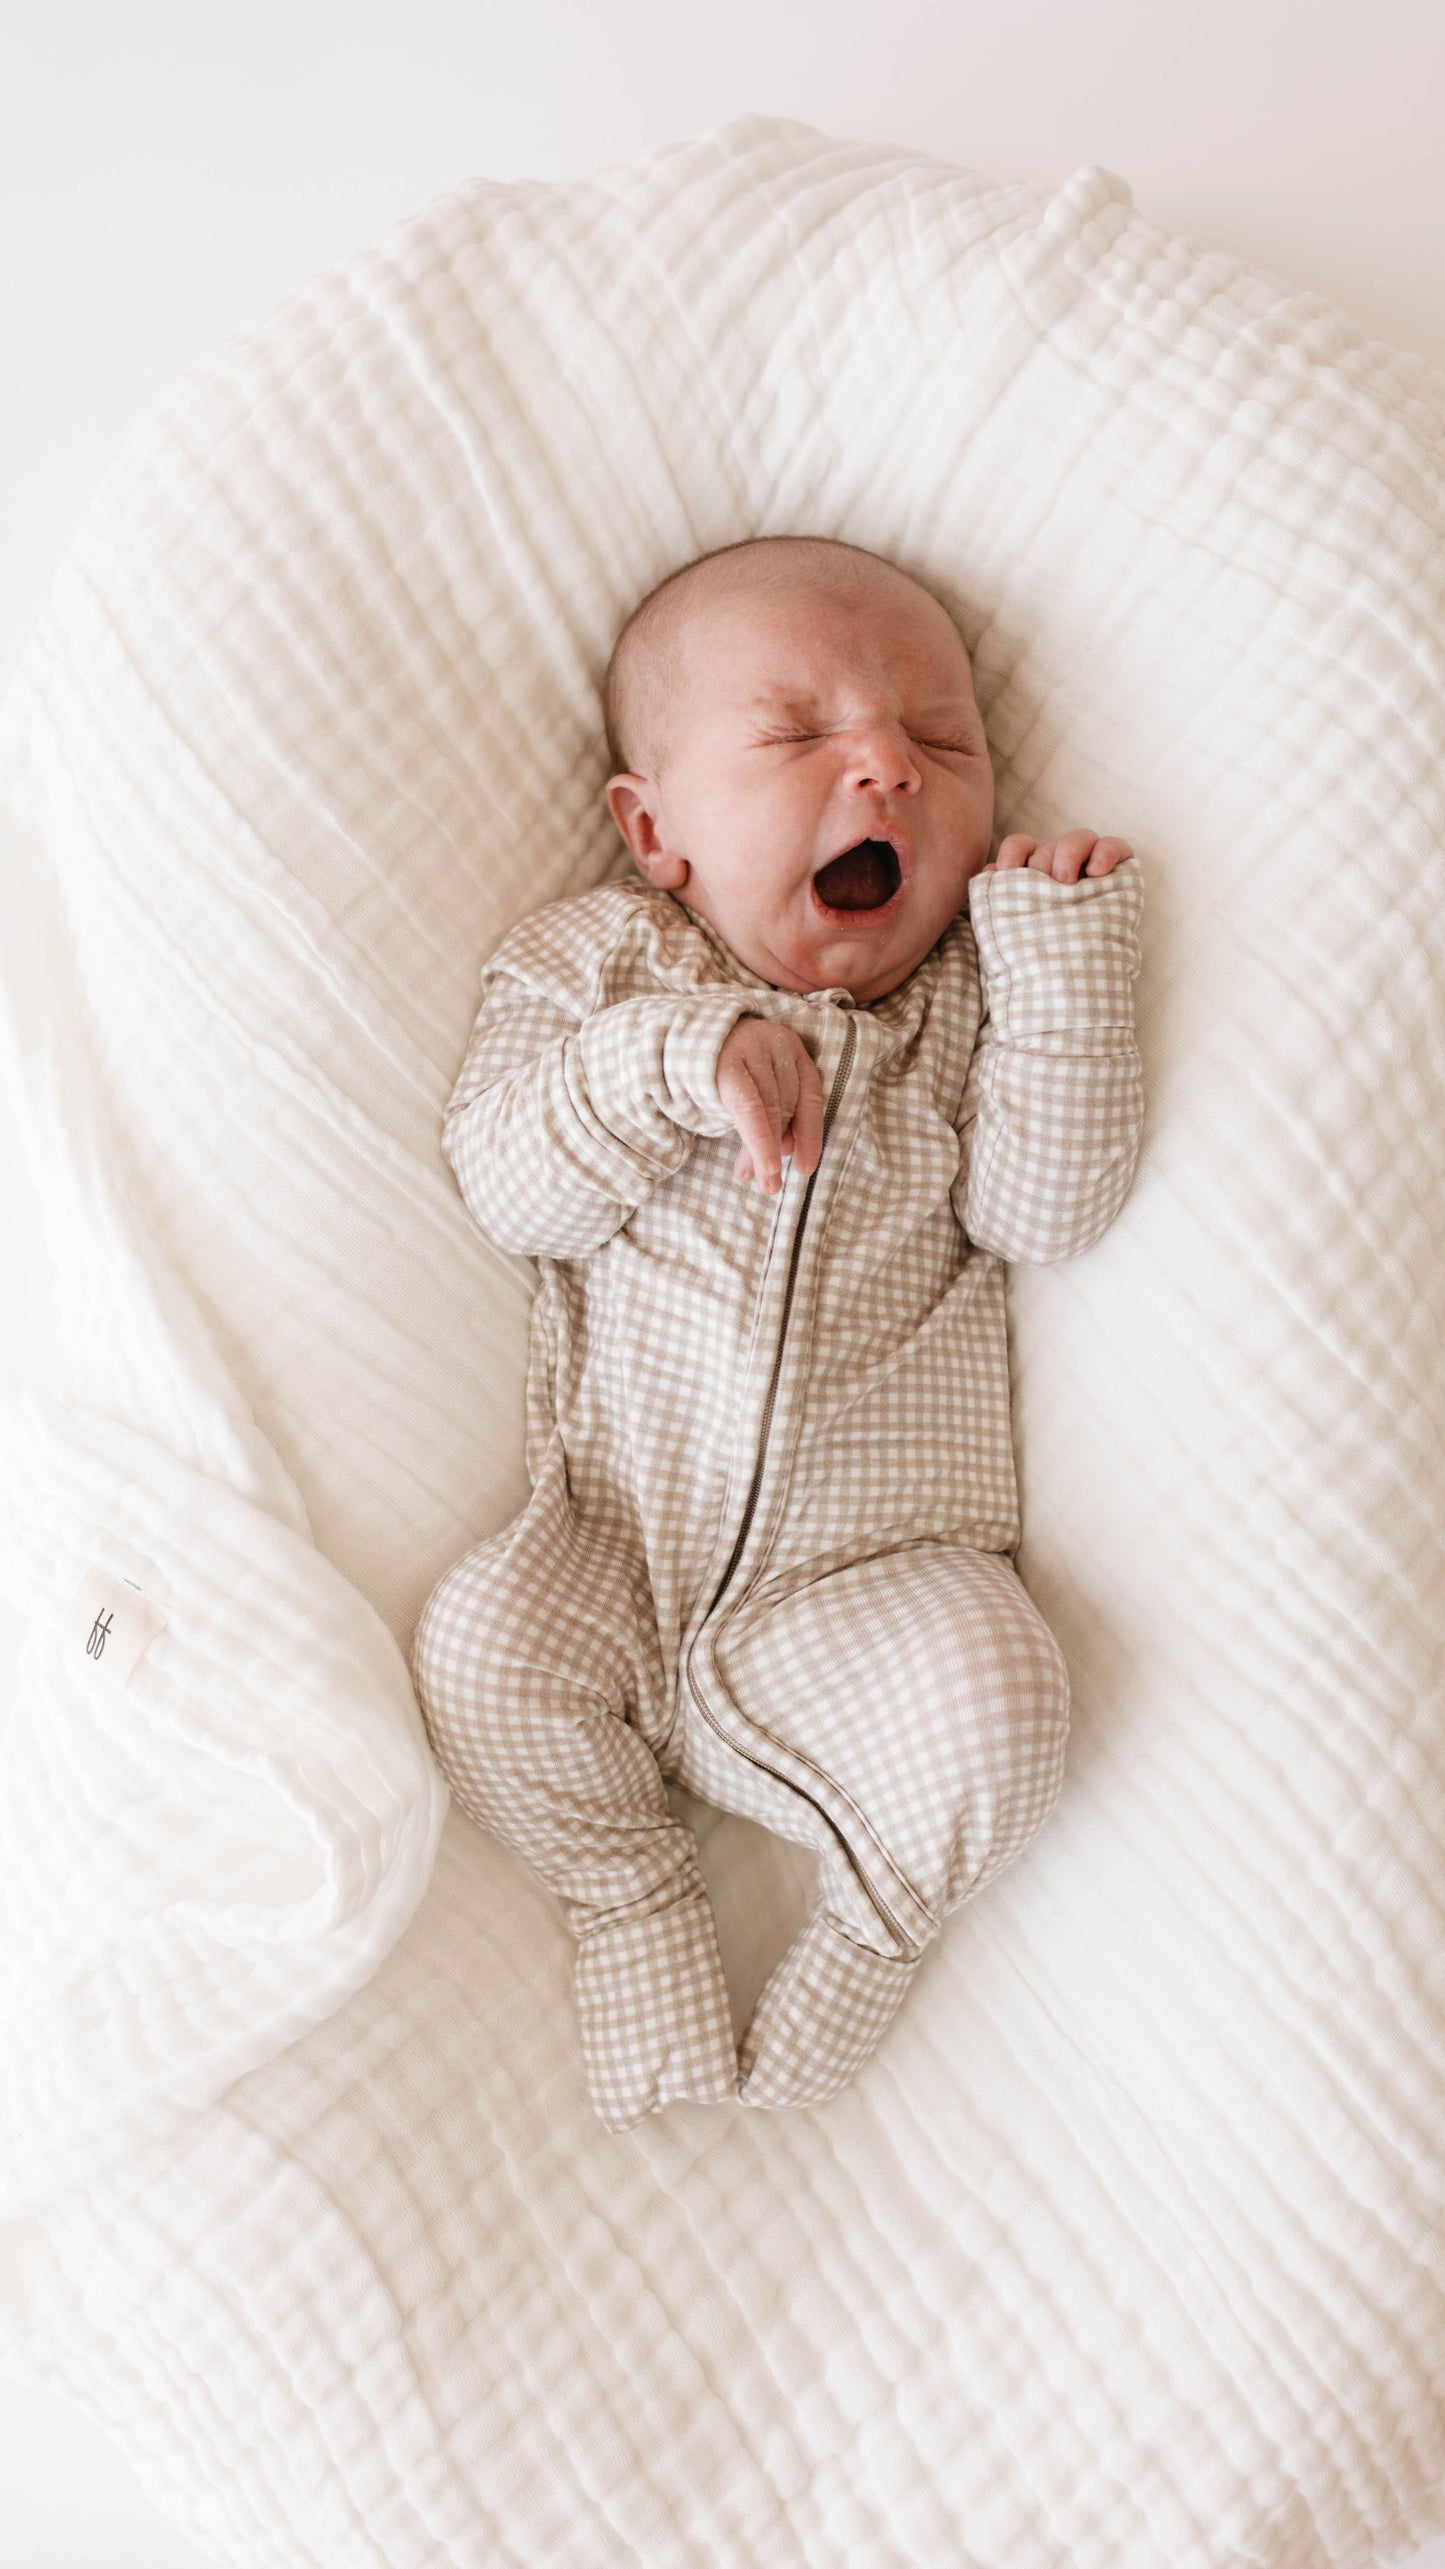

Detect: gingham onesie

[410,861,1146,2130]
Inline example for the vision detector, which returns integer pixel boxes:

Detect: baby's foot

[736,1907,922,2111]
[574,1888,739,2131]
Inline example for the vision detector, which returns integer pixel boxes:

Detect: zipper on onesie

[679,1012,931,1956]
[705,1010,857,1608]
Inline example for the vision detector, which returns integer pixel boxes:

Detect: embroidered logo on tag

[68,1565,168,1686]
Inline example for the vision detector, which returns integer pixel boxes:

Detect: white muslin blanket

[0,113,1442,2569]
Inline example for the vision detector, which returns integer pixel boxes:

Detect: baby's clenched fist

[978,830,1134,883]
[716,1016,825,1195]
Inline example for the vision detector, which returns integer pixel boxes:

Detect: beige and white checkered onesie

[410,862,1146,2129]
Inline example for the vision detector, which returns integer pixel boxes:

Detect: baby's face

[606,571,995,1005]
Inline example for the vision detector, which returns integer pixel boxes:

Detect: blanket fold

[0,1379,447,2217]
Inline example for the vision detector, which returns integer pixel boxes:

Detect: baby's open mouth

[811,838,903,915]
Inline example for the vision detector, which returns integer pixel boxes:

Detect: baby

[410,535,1145,2133]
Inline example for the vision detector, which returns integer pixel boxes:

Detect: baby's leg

[727,1543,1071,2111]
[410,1473,737,2132]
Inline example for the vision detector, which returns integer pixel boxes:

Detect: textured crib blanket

[0,111,1443,2569]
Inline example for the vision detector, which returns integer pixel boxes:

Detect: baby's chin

[769,914,938,1003]
[793,878,968,992]
[688,876,953,1000]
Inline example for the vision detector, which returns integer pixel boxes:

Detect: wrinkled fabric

[4,107,1443,2569]
[411,861,1145,2127]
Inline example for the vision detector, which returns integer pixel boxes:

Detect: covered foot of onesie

[574,1887,739,2131]
[735,1907,924,2111]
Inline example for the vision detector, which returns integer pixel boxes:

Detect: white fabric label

[68,1565,169,1686]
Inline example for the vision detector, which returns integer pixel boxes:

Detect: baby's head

[604,536,995,1005]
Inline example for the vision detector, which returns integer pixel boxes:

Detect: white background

[3,5,1443,2563]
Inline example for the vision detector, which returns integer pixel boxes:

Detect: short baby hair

[603,534,954,776]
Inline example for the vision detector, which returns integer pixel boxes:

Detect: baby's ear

[605,775,686,888]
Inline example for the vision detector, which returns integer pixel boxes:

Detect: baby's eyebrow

[909,695,978,724]
[742,690,977,726]
[744,690,824,720]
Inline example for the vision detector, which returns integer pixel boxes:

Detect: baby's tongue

[813,839,897,911]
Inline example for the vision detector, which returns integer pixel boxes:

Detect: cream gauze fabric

[0,113,1442,2569]
[412,867,1144,2130]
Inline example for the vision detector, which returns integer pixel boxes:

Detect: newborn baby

[410,535,1145,2132]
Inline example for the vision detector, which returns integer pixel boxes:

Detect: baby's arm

[954,844,1146,1264]
[443,964,759,1258]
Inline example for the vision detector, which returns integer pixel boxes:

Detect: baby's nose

[843,727,921,793]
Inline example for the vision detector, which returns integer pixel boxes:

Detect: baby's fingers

[992,830,1135,884]
[1049,831,1136,881]
[1013,839,1068,875]
[735,1094,781,1192]
[1049,830,1100,881]
[785,1056,825,1180]
[719,1023,824,1193]
[1084,835,1134,875]
[732,1072,785,1191]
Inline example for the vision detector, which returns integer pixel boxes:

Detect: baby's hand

[978,830,1135,883]
[716,1016,825,1195]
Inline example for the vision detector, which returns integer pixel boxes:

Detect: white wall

[3,6,1443,2563]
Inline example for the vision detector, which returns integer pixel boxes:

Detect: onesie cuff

[967,861,1145,1043]
[573,1886,740,2131]
[571,989,764,1167]
[658,992,764,1139]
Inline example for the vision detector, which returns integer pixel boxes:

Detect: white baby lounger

[1,114,1443,2569]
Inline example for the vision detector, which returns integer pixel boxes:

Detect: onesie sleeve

[953,860,1146,1264]
[442,965,761,1259]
